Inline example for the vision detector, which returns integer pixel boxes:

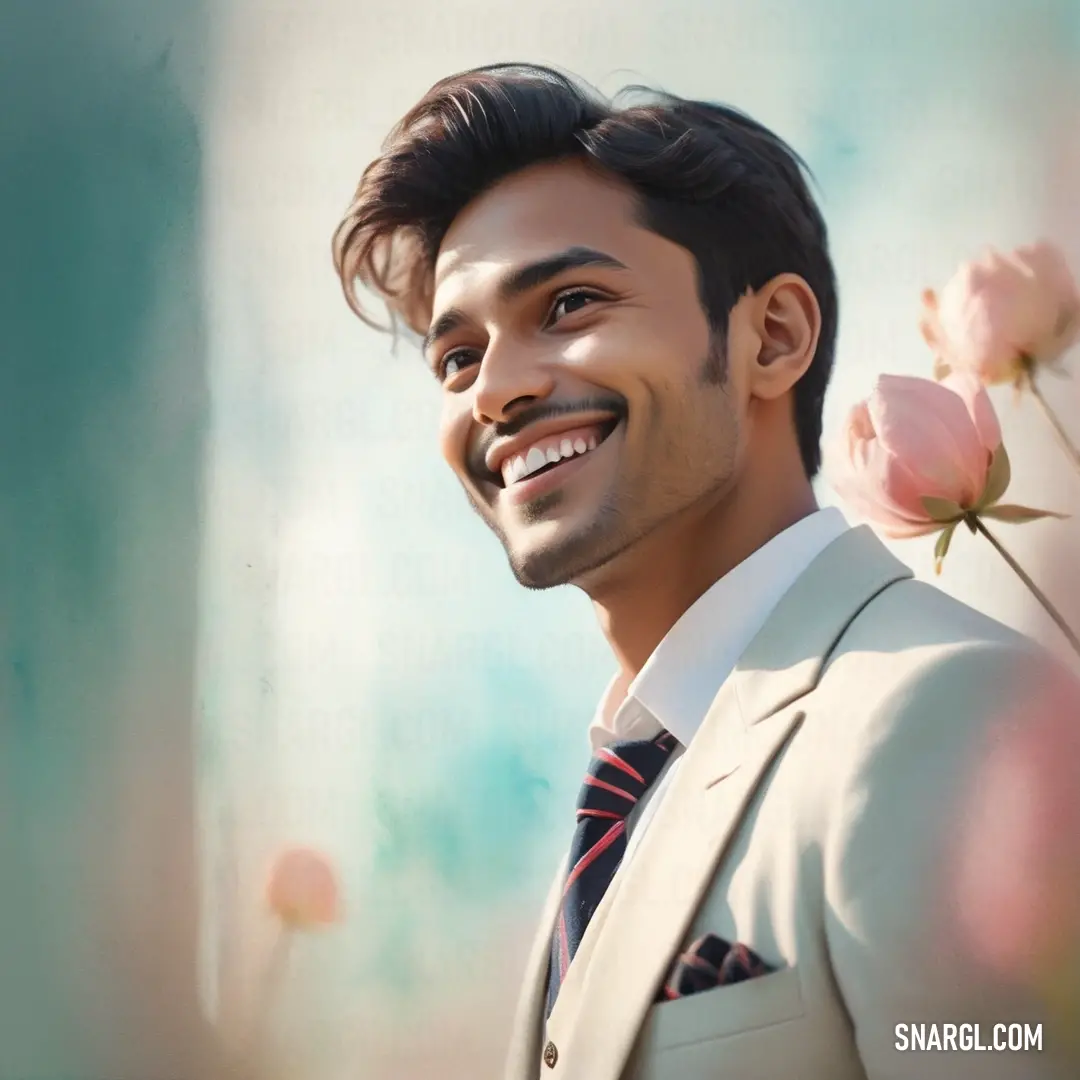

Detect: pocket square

[658,933,773,1001]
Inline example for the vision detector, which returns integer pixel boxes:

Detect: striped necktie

[545,729,677,1017]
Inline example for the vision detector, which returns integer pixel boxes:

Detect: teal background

[0,2,210,1077]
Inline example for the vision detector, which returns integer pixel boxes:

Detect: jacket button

[543,1041,558,1068]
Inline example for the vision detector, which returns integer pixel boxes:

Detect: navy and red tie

[545,729,677,1017]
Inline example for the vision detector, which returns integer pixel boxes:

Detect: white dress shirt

[586,507,850,864]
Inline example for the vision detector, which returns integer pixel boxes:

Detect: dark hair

[332,63,838,477]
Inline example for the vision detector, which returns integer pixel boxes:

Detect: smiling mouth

[498,417,621,489]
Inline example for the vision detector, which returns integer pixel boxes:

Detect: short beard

[699,326,728,386]
[510,496,633,590]
[465,483,636,590]
[472,331,734,591]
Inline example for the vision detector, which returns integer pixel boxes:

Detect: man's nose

[471,337,556,425]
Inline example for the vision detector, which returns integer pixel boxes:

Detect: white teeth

[524,446,548,477]
[501,428,612,486]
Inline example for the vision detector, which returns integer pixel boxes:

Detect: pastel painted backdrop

[2,2,1079,1079]
[0,2,213,1078]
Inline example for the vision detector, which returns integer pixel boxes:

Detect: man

[331,64,1080,1079]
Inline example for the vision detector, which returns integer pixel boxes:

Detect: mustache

[468,395,627,479]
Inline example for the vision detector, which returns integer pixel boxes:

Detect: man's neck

[587,482,819,682]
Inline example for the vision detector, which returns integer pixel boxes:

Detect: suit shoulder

[813,576,1077,764]
[844,575,1033,654]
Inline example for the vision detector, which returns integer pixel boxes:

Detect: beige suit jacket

[505,525,1080,1079]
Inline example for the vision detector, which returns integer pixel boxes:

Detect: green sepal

[975,444,1012,511]
[932,358,952,381]
[933,521,959,575]
[920,496,963,524]
[978,504,1070,524]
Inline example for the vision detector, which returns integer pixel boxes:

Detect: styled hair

[332,63,838,477]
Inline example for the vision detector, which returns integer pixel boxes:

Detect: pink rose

[825,373,1004,538]
[950,670,1080,998]
[266,846,342,928]
[920,241,1080,385]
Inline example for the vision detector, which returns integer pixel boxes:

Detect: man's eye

[440,349,478,380]
[548,289,602,325]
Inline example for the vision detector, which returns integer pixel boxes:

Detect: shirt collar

[589,507,850,751]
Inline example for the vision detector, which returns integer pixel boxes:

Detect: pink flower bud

[825,373,1002,538]
[950,670,1080,995]
[266,847,342,929]
[921,241,1080,384]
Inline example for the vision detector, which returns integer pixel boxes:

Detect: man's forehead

[433,245,503,292]
[433,160,637,292]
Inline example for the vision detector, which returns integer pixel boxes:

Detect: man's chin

[505,522,628,591]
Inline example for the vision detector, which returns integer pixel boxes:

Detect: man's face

[426,159,748,590]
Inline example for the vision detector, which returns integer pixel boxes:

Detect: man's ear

[747,273,821,400]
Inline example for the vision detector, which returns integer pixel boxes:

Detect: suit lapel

[504,867,564,1080]
[551,526,912,1080]
[555,695,805,1079]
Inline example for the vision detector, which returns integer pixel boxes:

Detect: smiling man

[332,64,1080,1080]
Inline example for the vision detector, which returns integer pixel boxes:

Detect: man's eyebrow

[422,246,628,357]
[422,308,467,356]
[497,246,628,301]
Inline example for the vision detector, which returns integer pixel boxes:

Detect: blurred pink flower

[920,241,1080,386]
[266,846,342,929]
[825,372,1004,539]
[950,669,1080,1019]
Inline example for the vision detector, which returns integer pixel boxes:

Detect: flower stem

[244,927,293,1077]
[970,515,1080,658]
[1028,371,1080,476]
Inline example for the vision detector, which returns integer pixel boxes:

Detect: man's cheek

[438,417,470,472]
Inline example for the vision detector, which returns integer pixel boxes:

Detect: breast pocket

[627,967,806,1079]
